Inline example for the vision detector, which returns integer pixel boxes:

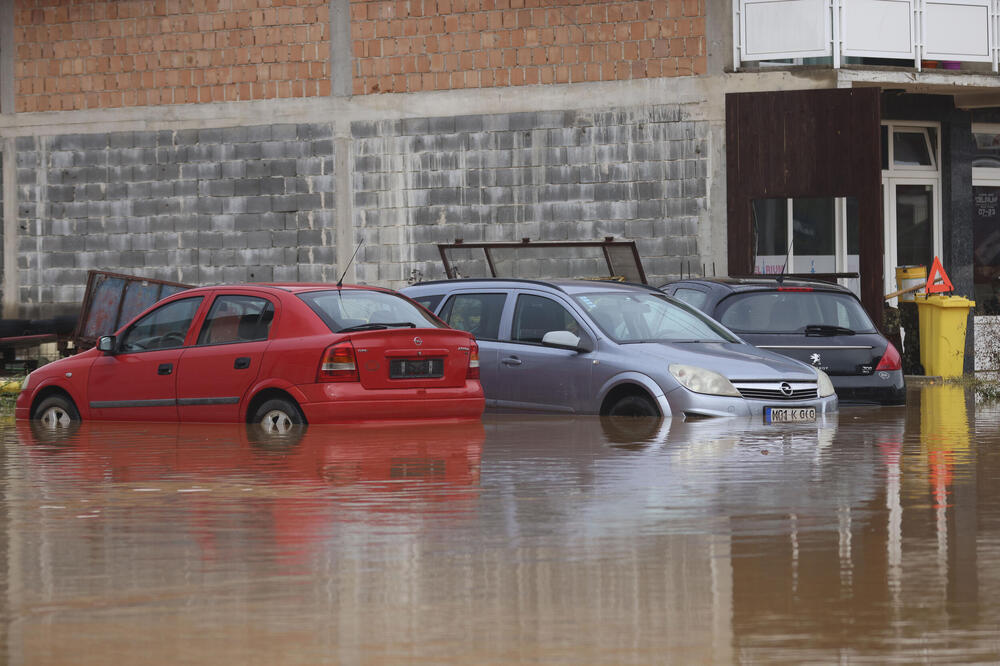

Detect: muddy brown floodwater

[2,383,1000,663]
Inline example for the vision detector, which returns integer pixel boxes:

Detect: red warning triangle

[925,256,954,294]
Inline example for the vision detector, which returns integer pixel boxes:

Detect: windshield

[716,290,877,334]
[299,289,444,332]
[573,291,740,343]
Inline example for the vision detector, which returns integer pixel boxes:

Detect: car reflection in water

[18,419,485,568]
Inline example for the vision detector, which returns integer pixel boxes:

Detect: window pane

[792,198,836,274]
[511,295,581,343]
[752,198,788,274]
[672,288,709,310]
[893,130,932,167]
[973,185,1000,314]
[973,130,1000,168]
[440,293,506,340]
[299,290,443,332]
[881,125,889,170]
[717,292,876,334]
[198,295,273,345]
[121,297,203,352]
[896,184,934,267]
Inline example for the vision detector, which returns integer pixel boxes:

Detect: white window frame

[972,122,1000,183]
[881,121,943,302]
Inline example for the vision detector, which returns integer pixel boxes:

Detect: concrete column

[330,0,353,98]
[2,136,16,317]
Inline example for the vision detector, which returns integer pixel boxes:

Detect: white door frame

[881,121,943,301]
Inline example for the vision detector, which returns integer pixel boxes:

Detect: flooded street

[3,383,1000,663]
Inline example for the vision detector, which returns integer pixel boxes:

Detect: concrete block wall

[351,104,707,287]
[352,0,707,95]
[14,123,337,317]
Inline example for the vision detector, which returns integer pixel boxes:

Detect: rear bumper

[831,371,906,405]
[296,381,485,423]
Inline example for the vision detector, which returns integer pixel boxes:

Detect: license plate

[389,358,444,379]
[765,406,816,423]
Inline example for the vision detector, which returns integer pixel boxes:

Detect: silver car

[402,279,838,422]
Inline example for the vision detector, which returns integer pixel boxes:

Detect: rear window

[716,291,877,334]
[299,289,444,332]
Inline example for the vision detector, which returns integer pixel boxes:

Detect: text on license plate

[389,358,444,379]
[765,407,816,423]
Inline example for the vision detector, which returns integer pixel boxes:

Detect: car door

[176,293,276,422]
[494,291,595,413]
[87,296,205,421]
[433,290,509,407]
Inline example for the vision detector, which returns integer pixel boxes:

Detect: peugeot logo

[779,382,794,397]
[413,336,423,346]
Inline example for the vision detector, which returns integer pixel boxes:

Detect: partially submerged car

[402,279,837,422]
[660,277,904,405]
[17,284,484,427]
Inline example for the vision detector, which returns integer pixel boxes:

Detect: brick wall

[15,124,337,317]
[14,0,331,112]
[351,105,706,286]
[352,0,707,95]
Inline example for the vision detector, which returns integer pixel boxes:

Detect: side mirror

[541,330,593,353]
[97,335,116,354]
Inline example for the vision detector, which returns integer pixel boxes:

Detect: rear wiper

[337,322,417,333]
[804,324,855,336]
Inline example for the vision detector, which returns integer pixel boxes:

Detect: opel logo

[779,382,793,396]
[413,336,423,346]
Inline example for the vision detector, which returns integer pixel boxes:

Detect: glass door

[881,122,942,301]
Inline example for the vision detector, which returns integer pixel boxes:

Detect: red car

[16,284,484,427]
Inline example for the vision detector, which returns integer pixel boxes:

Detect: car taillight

[876,342,902,371]
[318,341,359,382]
[777,286,813,292]
[467,341,480,380]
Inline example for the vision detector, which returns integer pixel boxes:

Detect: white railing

[734,0,1000,71]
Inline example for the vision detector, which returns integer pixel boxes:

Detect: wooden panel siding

[726,88,884,322]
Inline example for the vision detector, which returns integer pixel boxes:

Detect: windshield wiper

[337,322,417,333]
[804,324,855,336]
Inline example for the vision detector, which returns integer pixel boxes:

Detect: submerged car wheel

[606,394,659,418]
[253,398,304,433]
[34,395,80,429]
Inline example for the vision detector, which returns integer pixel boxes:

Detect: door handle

[502,356,523,366]
[234,357,251,370]
[157,363,173,375]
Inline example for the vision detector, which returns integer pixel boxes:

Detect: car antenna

[336,238,364,289]
[777,237,793,286]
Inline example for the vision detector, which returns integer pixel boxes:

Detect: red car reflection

[16,284,484,426]
[19,420,485,566]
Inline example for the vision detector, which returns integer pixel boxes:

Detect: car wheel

[606,394,659,418]
[34,395,80,429]
[252,398,304,434]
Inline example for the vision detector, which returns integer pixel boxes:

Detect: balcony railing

[734,0,1000,71]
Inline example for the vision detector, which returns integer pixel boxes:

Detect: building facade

[2,0,999,369]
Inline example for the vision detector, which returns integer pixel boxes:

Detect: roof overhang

[837,67,1000,109]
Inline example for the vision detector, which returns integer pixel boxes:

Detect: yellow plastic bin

[914,294,975,377]
[895,265,926,301]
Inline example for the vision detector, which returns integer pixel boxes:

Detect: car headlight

[816,369,835,398]
[669,364,740,397]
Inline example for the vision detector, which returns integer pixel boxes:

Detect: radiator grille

[735,385,818,401]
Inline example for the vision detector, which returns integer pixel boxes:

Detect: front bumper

[665,386,839,419]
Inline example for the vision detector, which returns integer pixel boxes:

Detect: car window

[299,289,444,332]
[438,293,506,340]
[197,295,274,345]
[510,294,584,343]
[119,297,204,352]
[411,294,444,312]
[672,287,709,310]
[715,291,878,333]
[573,291,738,343]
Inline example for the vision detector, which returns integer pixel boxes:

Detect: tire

[33,395,80,429]
[251,398,304,434]
[606,394,659,418]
